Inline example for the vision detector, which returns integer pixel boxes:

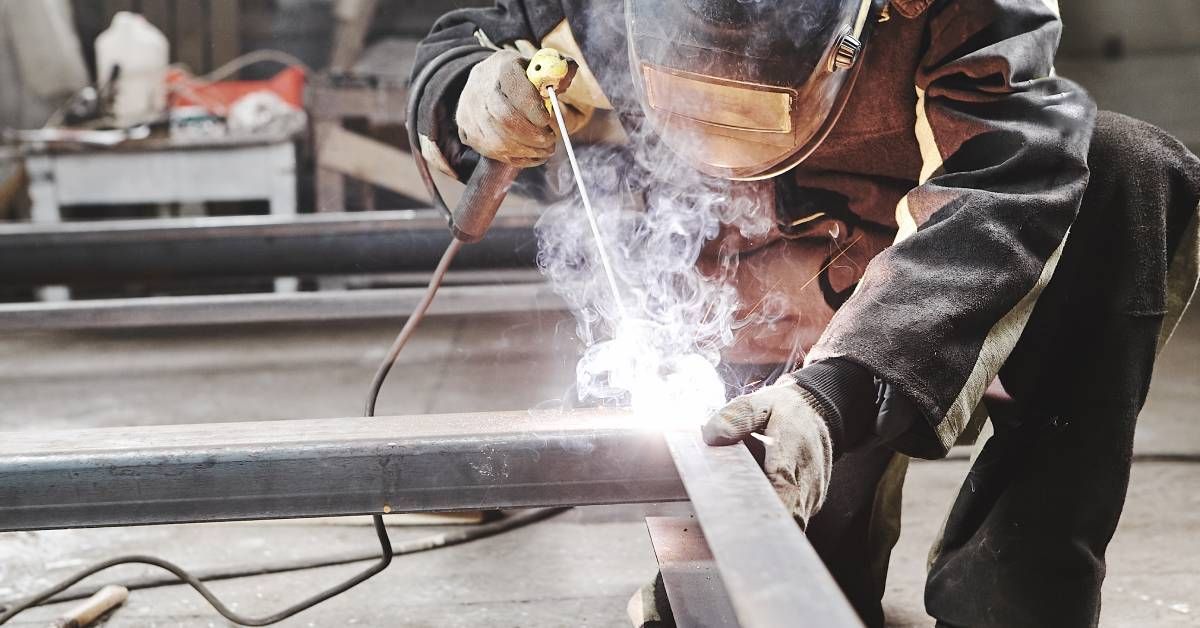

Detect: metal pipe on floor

[0,283,568,331]
[0,211,540,285]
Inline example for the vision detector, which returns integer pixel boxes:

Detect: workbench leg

[316,166,346,213]
[314,120,347,213]
[25,155,70,302]
[269,144,299,293]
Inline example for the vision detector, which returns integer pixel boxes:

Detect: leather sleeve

[806,0,1098,458]
[411,1,566,179]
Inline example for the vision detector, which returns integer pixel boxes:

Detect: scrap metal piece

[0,410,685,531]
[664,430,864,628]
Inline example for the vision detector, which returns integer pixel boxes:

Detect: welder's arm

[412,1,584,179]
[805,0,1098,458]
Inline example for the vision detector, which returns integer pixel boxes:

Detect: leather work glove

[456,49,558,168]
[702,378,835,527]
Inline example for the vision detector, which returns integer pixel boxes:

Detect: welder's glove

[702,378,834,527]
[456,50,558,168]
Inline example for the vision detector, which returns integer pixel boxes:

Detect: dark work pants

[922,113,1200,627]
[736,113,1200,628]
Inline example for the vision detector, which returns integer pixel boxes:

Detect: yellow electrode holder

[526,48,578,113]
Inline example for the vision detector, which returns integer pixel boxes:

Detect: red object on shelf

[167,65,306,114]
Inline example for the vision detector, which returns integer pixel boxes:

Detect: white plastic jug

[95,12,169,126]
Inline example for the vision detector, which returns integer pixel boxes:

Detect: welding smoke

[535,121,776,422]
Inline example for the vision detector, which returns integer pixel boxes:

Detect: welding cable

[0,243,411,626]
[363,237,463,415]
[0,508,567,617]
[0,520,393,627]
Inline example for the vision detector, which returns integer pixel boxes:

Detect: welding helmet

[627,0,888,180]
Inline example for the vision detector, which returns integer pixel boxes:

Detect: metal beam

[665,431,864,628]
[0,283,568,331]
[0,410,685,532]
[0,211,539,285]
[646,516,739,628]
[1,417,863,626]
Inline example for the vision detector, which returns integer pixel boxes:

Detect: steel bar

[0,410,685,532]
[2,415,861,626]
[0,283,567,331]
[664,431,864,628]
[0,211,539,285]
[318,268,545,287]
[646,516,738,628]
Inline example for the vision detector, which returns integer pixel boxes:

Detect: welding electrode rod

[546,87,626,319]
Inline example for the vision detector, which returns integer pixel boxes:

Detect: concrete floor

[0,307,1196,627]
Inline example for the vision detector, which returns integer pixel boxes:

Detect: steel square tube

[0,410,685,532]
[646,516,739,628]
[0,283,568,331]
[0,414,862,626]
[0,211,539,285]
[666,432,863,628]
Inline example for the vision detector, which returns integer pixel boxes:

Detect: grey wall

[1058,0,1200,151]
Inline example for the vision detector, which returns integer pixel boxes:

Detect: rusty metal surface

[664,430,864,628]
[0,410,685,531]
[0,211,539,285]
[0,283,567,331]
[2,413,863,627]
[646,516,739,628]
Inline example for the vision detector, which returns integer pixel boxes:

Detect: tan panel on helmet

[642,64,794,133]
[683,131,789,169]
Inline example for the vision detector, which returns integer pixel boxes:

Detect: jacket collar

[890,0,935,19]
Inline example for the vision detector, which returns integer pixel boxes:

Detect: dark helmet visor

[627,0,886,180]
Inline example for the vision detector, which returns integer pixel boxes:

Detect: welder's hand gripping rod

[450,49,578,243]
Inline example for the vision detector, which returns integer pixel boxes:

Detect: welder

[411,1,1200,626]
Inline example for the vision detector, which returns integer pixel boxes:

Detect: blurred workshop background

[0,1,1196,627]
[1,0,1197,302]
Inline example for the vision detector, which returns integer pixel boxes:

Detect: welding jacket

[413,0,1098,459]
